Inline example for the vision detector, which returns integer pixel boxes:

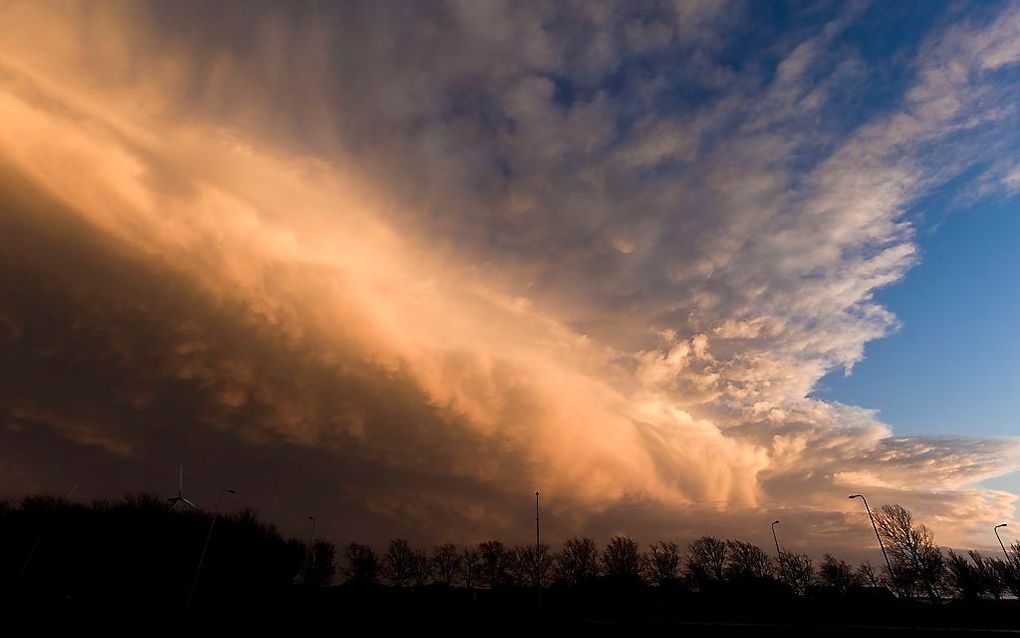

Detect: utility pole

[535,490,542,612]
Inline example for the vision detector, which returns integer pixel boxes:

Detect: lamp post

[771,520,782,558]
[535,490,542,611]
[995,523,1009,562]
[302,516,317,584]
[849,493,893,584]
[186,488,237,611]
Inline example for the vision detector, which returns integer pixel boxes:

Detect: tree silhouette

[875,504,945,601]
[511,543,553,587]
[818,554,857,593]
[645,541,683,585]
[946,550,984,600]
[431,543,462,586]
[410,547,432,586]
[556,537,600,585]
[533,543,555,587]
[777,552,814,595]
[508,546,533,586]
[686,536,727,589]
[343,542,380,584]
[969,551,1005,600]
[994,545,1020,599]
[724,540,772,580]
[601,535,642,583]
[478,540,511,588]
[384,539,416,587]
[300,539,336,586]
[461,547,482,589]
[856,560,879,587]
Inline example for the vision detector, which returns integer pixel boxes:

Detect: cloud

[0,0,1018,552]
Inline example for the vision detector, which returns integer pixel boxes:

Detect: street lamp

[995,523,1009,562]
[848,494,893,584]
[186,488,237,611]
[771,520,781,558]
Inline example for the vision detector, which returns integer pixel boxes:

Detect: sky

[818,194,1020,438]
[1,0,1019,558]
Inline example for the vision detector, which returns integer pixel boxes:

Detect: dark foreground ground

[321,618,1019,637]
[7,584,1020,635]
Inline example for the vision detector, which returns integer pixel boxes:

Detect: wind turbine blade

[183,498,197,509]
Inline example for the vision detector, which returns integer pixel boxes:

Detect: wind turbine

[168,465,197,509]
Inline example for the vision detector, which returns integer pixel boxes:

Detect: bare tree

[856,560,879,587]
[507,546,532,586]
[384,538,416,587]
[411,547,432,586]
[686,536,728,588]
[724,540,773,580]
[645,541,683,585]
[557,537,600,585]
[478,540,511,588]
[300,539,336,586]
[342,542,379,584]
[514,543,554,587]
[777,552,814,595]
[818,554,857,593]
[602,535,643,582]
[431,543,462,586]
[461,547,482,589]
[875,504,946,601]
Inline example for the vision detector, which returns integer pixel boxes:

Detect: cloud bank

[1,0,1019,553]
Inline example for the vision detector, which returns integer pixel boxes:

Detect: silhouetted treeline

[4,494,1020,628]
[1,493,310,615]
[332,529,1020,602]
